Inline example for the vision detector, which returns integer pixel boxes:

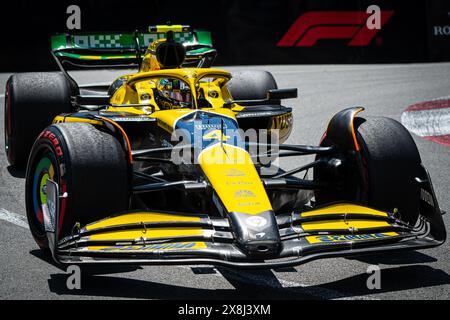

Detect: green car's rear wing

[51,25,216,69]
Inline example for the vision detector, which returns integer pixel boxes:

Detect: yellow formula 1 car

[4,25,446,268]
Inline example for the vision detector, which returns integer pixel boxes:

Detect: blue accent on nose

[174,111,242,150]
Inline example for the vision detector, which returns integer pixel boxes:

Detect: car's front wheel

[25,123,130,249]
[315,116,422,226]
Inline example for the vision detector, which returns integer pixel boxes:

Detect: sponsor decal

[73,35,123,49]
[271,113,293,130]
[37,131,68,233]
[237,112,274,118]
[421,188,435,207]
[246,216,268,228]
[225,169,246,177]
[208,90,219,98]
[433,25,450,36]
[161,139,172,148]
[202,130,229,142]
[97,242,203,252]
[277,8,393,47]
[234,190,256,198]
[71,32,193,49]
[237,202,261,207]
[306,232,397,244]
[194,123,225,130]
[226,181,253,186]
[110,117,155,122]
[42,130,63,157]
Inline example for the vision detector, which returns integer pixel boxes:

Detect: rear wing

[51,25,217,69]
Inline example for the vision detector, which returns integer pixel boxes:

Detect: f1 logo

[277,6,394,47]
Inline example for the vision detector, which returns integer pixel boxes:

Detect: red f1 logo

[277,10,394,47]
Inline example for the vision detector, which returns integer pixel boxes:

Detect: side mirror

[74,95,110,106]
[267,88,297,100]
[223,87,298,108]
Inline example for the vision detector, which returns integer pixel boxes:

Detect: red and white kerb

[401,97,450,147]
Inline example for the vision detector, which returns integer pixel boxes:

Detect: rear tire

[227,70,278,102]
[5,72,73,168]
[25,123,129,249]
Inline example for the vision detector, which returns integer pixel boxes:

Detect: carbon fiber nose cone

[228,211,281,257]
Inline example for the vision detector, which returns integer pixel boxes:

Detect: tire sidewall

[26,126,70,246]
[4,77,15,164]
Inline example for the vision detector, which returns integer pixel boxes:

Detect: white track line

[0,93,4,98]
[0,208,29,229]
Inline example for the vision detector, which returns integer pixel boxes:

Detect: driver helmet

[158,78,192,104]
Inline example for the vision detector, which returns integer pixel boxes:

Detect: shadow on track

[317,264,450,298]
[346,250,438,265]
[38,250,450,300]
[30,249,142,275]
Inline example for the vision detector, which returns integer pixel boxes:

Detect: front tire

[356,117,422,225]
[315,116,422,225]
[25,123,129,248]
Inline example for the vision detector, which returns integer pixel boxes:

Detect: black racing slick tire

[356,117,422,225]
[315,116,422,226]
[4,72,73,168]
[227,71,279,102]
[25,123,129,249]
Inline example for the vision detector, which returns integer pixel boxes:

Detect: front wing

[43,168,446,269]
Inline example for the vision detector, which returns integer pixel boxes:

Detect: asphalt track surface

[0,63,449,300]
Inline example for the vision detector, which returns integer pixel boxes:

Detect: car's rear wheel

[25,123,130,249]
[227,71,287,145]
[4,72,73,168]
[315,116,422,225]
[227,70,279,102]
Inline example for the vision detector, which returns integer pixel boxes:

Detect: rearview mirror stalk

[224,88,297,107]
